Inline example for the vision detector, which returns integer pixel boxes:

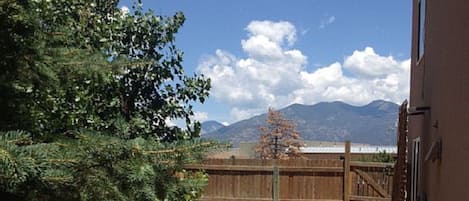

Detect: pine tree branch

[142,142,214,155]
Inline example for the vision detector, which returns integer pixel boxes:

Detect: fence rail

[185,164,344,173]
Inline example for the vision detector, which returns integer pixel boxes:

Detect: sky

[119,0,413,125]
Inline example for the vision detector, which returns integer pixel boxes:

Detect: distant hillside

[200,120,225,135]
[202,100,399,146]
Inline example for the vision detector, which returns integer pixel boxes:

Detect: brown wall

[409,0,469,200]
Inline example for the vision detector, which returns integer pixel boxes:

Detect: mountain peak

[201,121,225,134]
[364,100,398,112]
[368,99,390,105]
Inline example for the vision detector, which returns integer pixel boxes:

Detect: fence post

[344,141,351,201]
[273,161,279,201]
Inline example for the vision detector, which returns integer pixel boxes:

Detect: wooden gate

[343,141,393,201]
[349,162,393,201]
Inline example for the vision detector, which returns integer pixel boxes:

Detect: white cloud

[344,47,402,78]
[296,50,410,105]
[192,111,208,122]
[229,107,264,122]
[165,118,177,127]
[198,20,410,122]
[319,16,336,29]
[246,21,297,46]
[120,6,129,15]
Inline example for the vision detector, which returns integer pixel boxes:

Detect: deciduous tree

[255,108,303,159]
[0,0,210,141]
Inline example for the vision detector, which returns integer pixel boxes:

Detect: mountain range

[201,100,399,146]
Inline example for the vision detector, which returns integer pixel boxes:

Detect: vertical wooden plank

[344,141,351,201]
[273,164,279,201]
[235,172,240,197]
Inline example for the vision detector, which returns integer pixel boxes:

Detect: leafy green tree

[372,150,396,163]
[0,0,210,141]
[0,0,213,200]
[113,7,210,141]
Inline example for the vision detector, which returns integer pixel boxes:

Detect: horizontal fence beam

[350,161,394,168]
[184,164,344,173]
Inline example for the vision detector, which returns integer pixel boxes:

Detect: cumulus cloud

[198,20,409,122]
[344,47,404,78]
[296,57,410,105]
[319,16,336,29]
[245,21,297,46]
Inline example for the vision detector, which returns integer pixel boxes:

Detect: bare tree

[255,108,303,159]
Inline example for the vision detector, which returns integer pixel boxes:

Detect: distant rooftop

[300,146,397,154]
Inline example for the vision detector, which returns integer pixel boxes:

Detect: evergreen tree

[0,130,214,201]
[255,108,303,159]
[0,0,214,200]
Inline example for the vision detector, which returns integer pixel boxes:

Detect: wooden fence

[186,142,394,201]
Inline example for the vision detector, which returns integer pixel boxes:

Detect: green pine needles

[0,130,213,201]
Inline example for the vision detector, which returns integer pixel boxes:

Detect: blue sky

[119,0,412,125]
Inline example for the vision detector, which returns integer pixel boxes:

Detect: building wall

[409,0,469,200]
